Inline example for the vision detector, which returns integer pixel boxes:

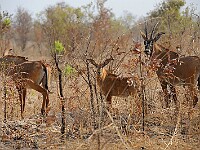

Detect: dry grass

[0,70,199,150]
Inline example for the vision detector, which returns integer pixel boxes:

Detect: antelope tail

[41,63,52,93]
[197,75,200,90]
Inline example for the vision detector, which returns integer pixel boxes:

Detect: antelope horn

[145,21,148,38]
[101,56,114,68]
[150,22,159,39]
[87,58,98,68]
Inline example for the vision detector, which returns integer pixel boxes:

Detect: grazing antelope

[0,55,50,118]
[87,57,141,113]
[0,55,28,64]
[140,23,200,110]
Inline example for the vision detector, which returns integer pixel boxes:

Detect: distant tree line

[0,0,199,57]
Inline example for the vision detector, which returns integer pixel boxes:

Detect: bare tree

[33,22,43,54]
[13,7,32,51]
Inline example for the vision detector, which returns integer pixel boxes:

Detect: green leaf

[54,40,64,54]
[3,18,11,26]
[64,64,76,76]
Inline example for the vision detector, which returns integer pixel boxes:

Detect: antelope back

[151,48,178,64]
[9,61,46,86]
[0,55,28,65]
[0,55,28,75]
[163,56,200,85]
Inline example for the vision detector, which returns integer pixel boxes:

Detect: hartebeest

[140,23,200,110]
[0,55,50,118]
[87,57,141,112]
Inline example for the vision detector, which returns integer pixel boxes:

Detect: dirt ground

[0,82,200,150]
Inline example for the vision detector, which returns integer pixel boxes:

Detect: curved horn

[145,21,148,38]
[87,58,98,68]
[154,32,165,42]
[150,22,159,39]
[101,56,114,68]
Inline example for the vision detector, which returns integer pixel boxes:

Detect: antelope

[0,55,50,118]
[140,23,200,111]
[87,57,141,113]
[0,55,28,64]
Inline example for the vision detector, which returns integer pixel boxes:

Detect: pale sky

[0,0,200,18]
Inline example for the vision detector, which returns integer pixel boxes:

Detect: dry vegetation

[0,0,200,149]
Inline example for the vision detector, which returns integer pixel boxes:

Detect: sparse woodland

[0,0,200,149]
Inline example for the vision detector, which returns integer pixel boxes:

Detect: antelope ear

[154,32,165,42]
[140,31,147,40]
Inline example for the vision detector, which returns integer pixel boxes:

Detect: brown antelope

[0,55,28,64]
[87,57,141,113]
[0,55,50,118]
[140,23,200,111]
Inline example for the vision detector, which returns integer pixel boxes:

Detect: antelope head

[87,56,114,84]
[140,22,165,56]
